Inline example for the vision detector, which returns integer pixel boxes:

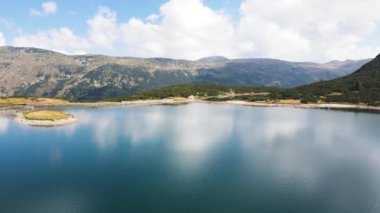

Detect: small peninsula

[15,110,79,127]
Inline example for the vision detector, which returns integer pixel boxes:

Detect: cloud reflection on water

[167,104,235,174]
[92,116,119,149]
[57,109,120,148]
[123,104,234,174]
[170,104,234,152]
[71,104,236,175]
[72,105,235,151]
[234,107,380,200]
[0,116,9,134]
[236,107,308,144]
[50,105,380,198]
[122,106,166,144]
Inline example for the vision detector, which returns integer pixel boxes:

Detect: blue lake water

[1,103,380,213]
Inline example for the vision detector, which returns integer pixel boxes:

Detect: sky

[0,0,379,62]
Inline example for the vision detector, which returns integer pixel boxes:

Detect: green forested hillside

[298,54,380,105]
[115,83,298,102]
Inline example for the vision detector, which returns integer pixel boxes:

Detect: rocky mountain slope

[0,46,370,100]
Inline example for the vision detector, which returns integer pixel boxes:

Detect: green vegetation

[113,83,300,103]
[297,54,380,105]
[23,110,70,121]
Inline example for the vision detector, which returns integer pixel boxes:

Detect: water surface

[1,103,380,212]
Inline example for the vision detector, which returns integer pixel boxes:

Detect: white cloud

[13,6,119,54]
[87,6,120,49]
[12,0,380,61]
[121,0,380,61]
[146,14,160,22]
[0,32,5,46]
[42,2,58,13]
[12,28,89,54]
[30,1,58,16]
[121,0,238,59]
[237,0,380,61]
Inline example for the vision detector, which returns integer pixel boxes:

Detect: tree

[355,80,364,91]
[269,92,279,100]
[300,93,318,103]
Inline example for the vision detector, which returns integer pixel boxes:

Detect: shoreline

[120,99,380,112]
[1,99,380,113]
[221,100,380,111]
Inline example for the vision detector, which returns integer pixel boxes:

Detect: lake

[1,103,380,213]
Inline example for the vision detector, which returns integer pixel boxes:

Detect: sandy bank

[224,100,380,111]
[121,97,197,105]
[294,103,380,110]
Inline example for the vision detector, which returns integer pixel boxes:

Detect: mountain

[116,54,380,106]
[195,58,370,88]
[0,46,370,100]
[197,56,229,63]
[298,54,380,105]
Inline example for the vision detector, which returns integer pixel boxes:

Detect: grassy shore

[0,97,69,107]
[23,110,70,121]
[15,110,79,127]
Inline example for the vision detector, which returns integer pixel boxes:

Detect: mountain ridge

[0,46,372,100]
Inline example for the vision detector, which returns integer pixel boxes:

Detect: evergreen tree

[355,80,364,91]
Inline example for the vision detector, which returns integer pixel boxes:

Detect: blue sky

[0,0,379,62]
[0,0,241,39]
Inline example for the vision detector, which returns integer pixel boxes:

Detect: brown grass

[277,99,301,104]
[23,110,70,121]
[327,92,343,96]
[0,97,68,107]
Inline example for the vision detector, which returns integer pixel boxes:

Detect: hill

[298,54,380,105]
[0,46,370,100]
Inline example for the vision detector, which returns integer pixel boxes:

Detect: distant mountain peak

[326,60,342,64]
[197,56,229,63]
[0,46,59,55]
